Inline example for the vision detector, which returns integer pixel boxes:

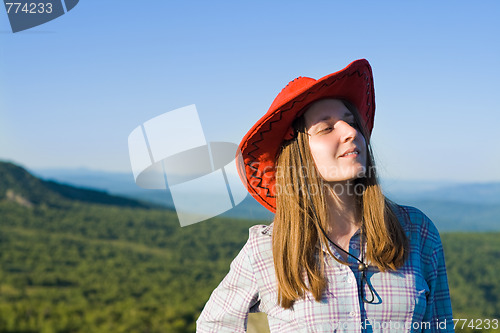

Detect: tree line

[0,198,498,332]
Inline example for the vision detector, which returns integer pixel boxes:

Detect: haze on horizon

[1,1,499,182]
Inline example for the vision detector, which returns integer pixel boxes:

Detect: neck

[324,180,362,246]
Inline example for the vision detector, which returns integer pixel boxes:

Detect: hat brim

[237,59,375,213]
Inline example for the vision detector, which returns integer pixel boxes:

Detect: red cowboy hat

[237,59,375,213]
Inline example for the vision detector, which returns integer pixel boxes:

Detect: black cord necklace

[296,147,376,303]
[316,223,375,304]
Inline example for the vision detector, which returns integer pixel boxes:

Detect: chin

[323,175,365,183]
[318,166,367,183]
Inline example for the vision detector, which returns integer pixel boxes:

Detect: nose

[338,120,357,143]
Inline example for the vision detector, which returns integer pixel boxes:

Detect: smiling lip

[339,147,359,158]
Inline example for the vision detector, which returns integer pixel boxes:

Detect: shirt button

[349,311,356,317]
[347,277,354,284]
[351,244,358,249]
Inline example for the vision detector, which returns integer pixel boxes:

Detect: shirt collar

[261,223,362,256]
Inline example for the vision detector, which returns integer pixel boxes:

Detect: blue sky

[1,1,499,182]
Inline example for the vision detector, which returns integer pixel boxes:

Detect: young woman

[197,59,454,332]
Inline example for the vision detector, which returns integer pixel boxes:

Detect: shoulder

[244,224,274,267]
[391,204,442,249]
[392,204,439,235]
[246,224,273,251]
[249,223,273,237]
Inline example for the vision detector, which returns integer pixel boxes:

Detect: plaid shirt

[197,205,454,332]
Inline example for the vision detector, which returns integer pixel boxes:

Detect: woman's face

[304,99,367,182]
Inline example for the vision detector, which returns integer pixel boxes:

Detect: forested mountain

[0,161,258,332]
[0,161,499,332]
[0,162,152,209]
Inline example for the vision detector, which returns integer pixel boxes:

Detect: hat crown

[269,76,316,111]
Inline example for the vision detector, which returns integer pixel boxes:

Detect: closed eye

[317,126,333,134]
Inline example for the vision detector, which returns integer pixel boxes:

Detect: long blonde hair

[273,100,408,309]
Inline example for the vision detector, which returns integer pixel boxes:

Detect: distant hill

[31,166,275,221]
[382,179,500,205]
[381,180,500,231]
[31,166,500,231]
[0,162,154,209]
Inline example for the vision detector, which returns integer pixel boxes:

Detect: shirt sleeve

[421,218,455,332]
[196,237,260,333]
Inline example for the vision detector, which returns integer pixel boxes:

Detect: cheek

[309,138,338,157]
[309,142,336,167]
